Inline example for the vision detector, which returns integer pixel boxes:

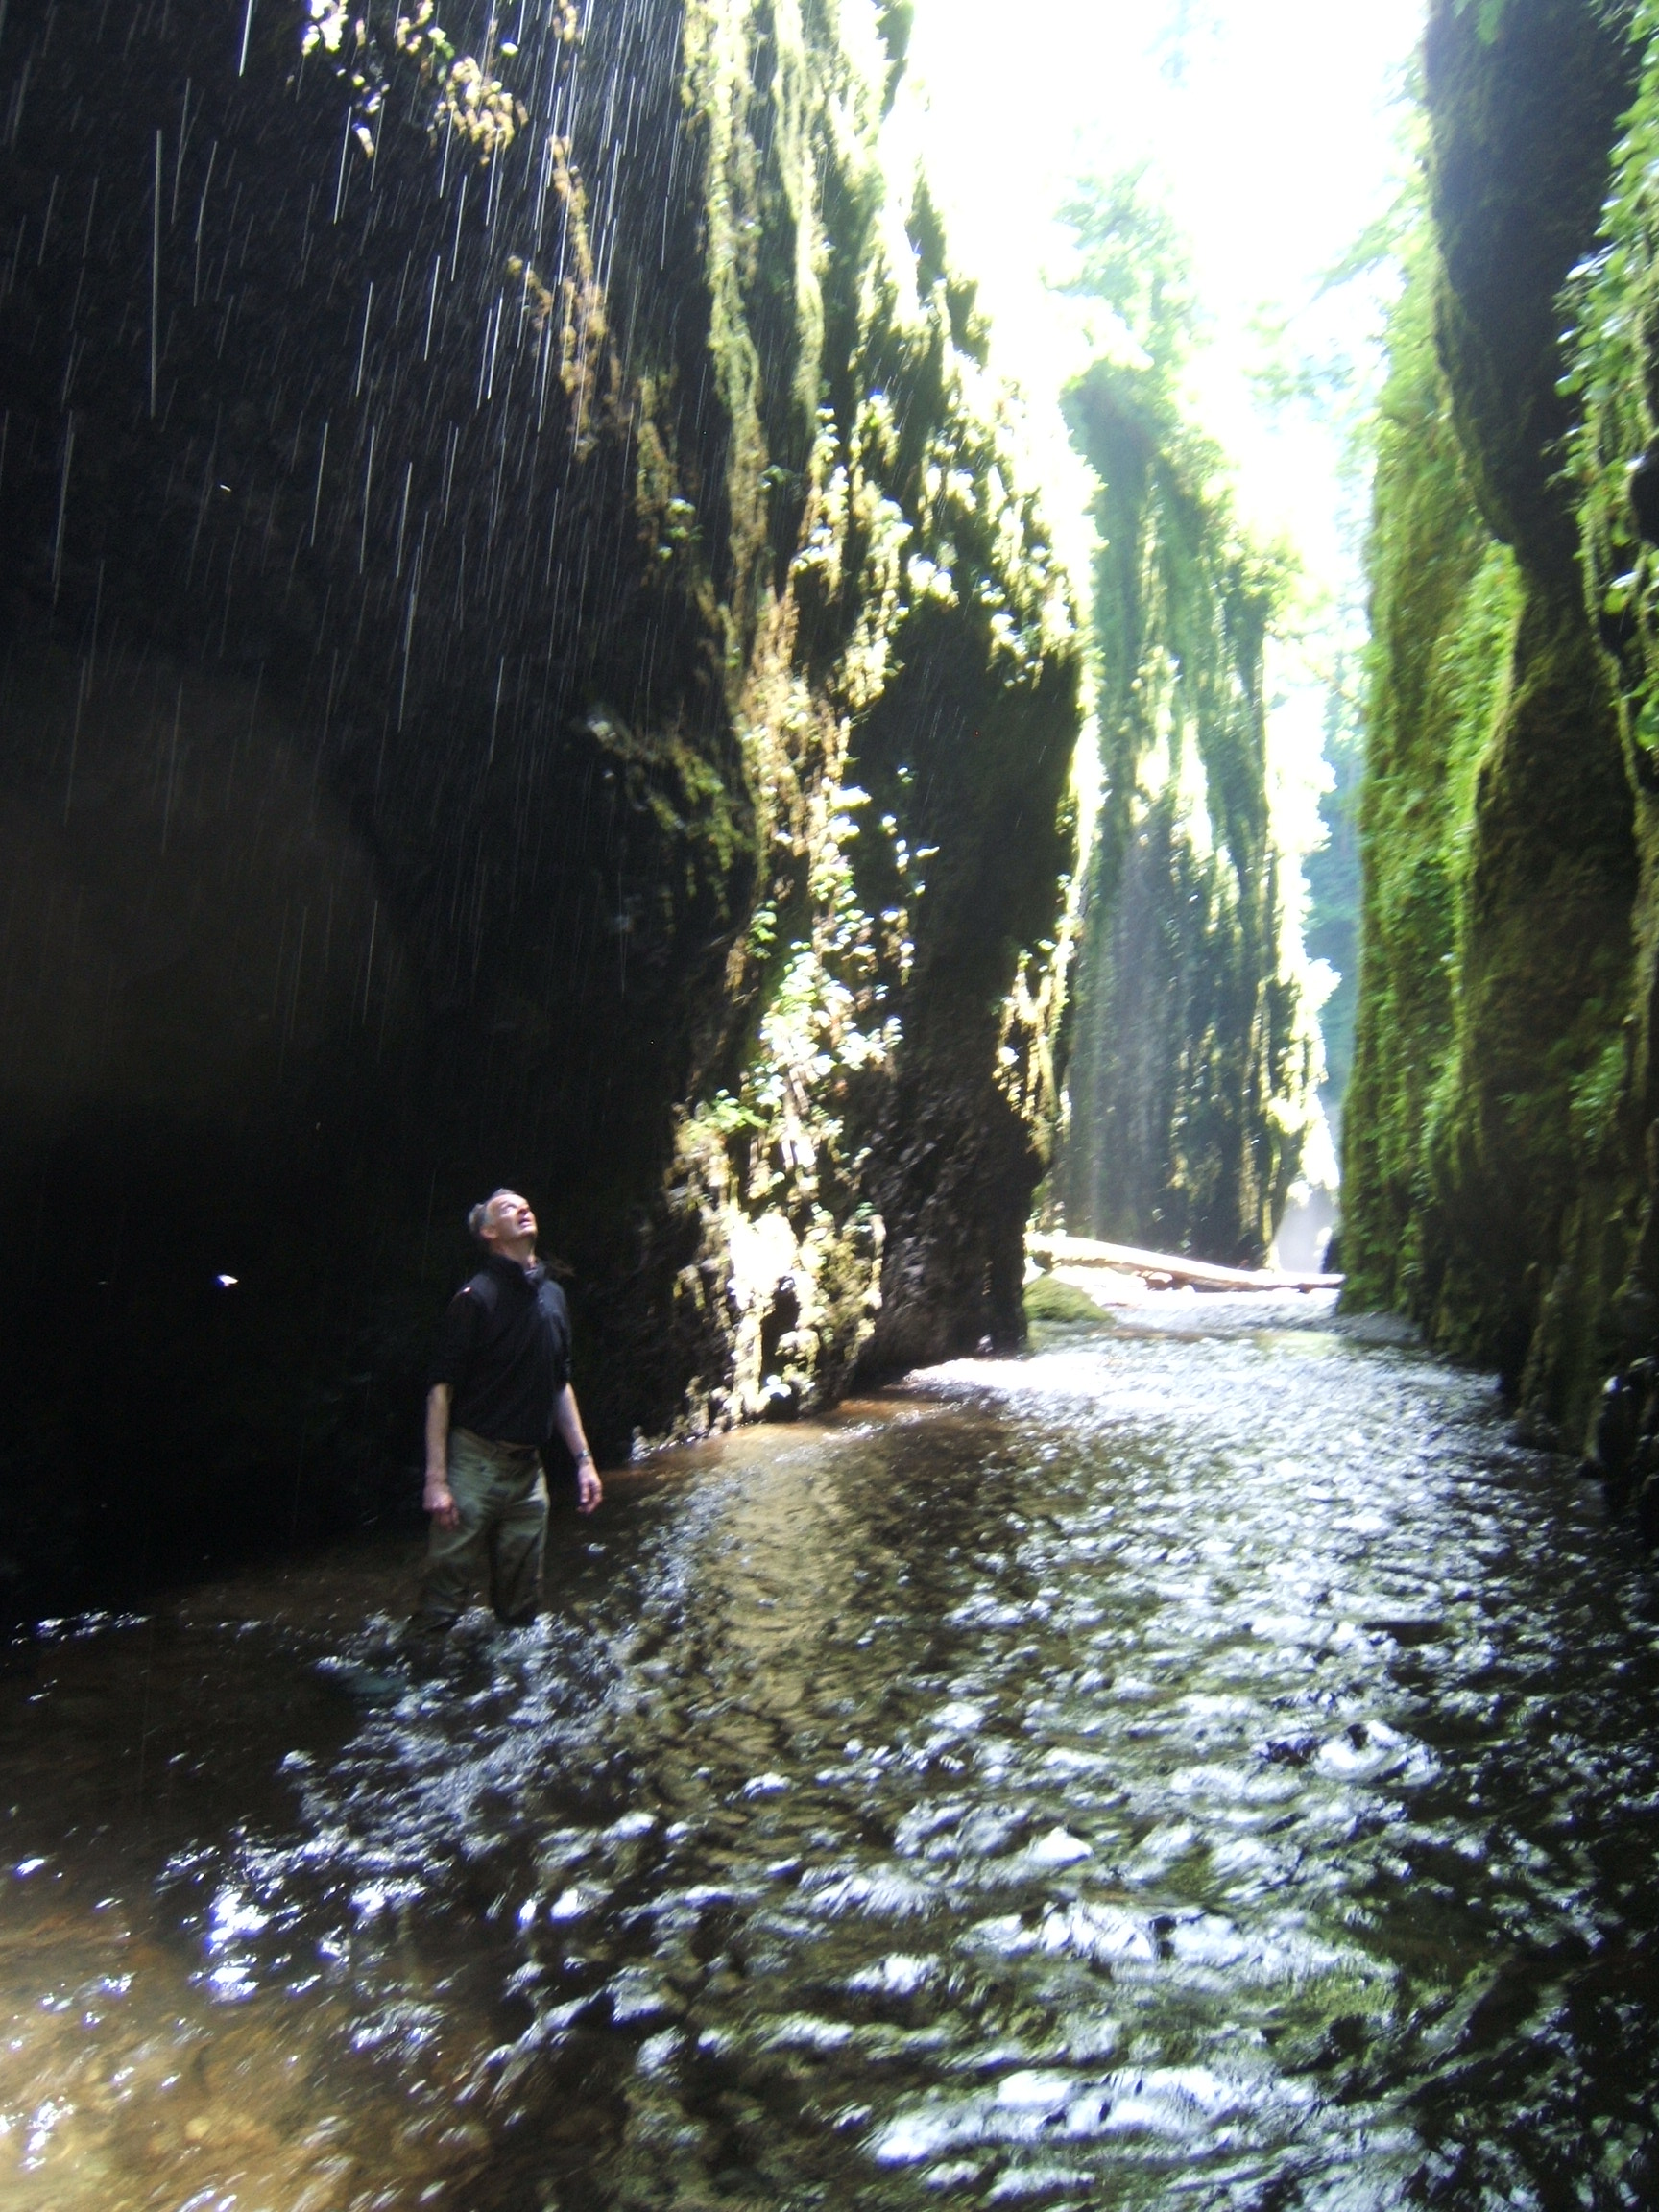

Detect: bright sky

[900,0,1425,618]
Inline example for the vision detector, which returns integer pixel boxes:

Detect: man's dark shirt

[429,1253,571,1446]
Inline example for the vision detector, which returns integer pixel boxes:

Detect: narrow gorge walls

[0,0,1079,1608]
[1055,183,1318,1269]
[1344,0,1647,1429]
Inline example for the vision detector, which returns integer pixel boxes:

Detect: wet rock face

[1580,1358,1659,1551]
[0,0,1079,1606]
[1343,0,1641,1423]
[1426,0,1634,589]
[1055,363,1314,1271]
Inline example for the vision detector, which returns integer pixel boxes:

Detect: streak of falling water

[4,1294,1659,2209]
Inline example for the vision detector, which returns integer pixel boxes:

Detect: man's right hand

[423,1479,461,1531]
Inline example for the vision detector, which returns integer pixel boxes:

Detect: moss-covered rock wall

[0,0,1079,1610]
[1345,0,1643,1428]
[1052,188,1316,1267]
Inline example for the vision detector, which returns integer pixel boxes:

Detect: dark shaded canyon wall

[0,0,1079,1608]
[1055,360,1315,1268]
[1344,0,1642,1427]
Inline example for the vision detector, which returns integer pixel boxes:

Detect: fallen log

[1028,1233,1342,1295]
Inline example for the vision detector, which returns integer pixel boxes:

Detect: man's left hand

[576,1459,602,1514]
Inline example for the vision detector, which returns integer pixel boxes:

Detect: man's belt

[456,1428,541,1458]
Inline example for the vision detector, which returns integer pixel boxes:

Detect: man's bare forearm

[553,1382,590,1461]
[423,1385,460,1528]
[424,1382,452,1484]
[555,1384,602,1513]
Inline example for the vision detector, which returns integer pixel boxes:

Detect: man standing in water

[414,1190,601,1638]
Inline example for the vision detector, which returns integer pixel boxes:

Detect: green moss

[0,0,1083,1606]
[1344,0,1640,1423]
[1552,0,1659,1411]
[1023,1274,1109,1326]
[1054,178,1316,1267]
[661,2,1083,1413]
[1343,239,1519,1314]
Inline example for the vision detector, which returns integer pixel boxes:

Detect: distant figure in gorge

[412,1190,602,1640]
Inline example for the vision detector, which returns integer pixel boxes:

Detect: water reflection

[4,1295,1658,2208]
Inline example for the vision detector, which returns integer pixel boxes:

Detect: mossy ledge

[0,0,1079,1610]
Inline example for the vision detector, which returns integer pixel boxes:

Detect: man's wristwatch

[574,1449,593,1466]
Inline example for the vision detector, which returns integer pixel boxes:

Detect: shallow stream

[4,1295,1659,2209]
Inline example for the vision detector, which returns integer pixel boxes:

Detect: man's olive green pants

[416,1427,548,1631]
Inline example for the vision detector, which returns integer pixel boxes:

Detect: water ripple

[3,1296,1659,2206]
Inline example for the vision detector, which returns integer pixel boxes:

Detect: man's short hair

[467,1190,513,1244]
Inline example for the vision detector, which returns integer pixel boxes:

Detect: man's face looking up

[482,1191,537,1254]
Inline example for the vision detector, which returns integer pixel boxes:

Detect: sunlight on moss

[299,0,533,163]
